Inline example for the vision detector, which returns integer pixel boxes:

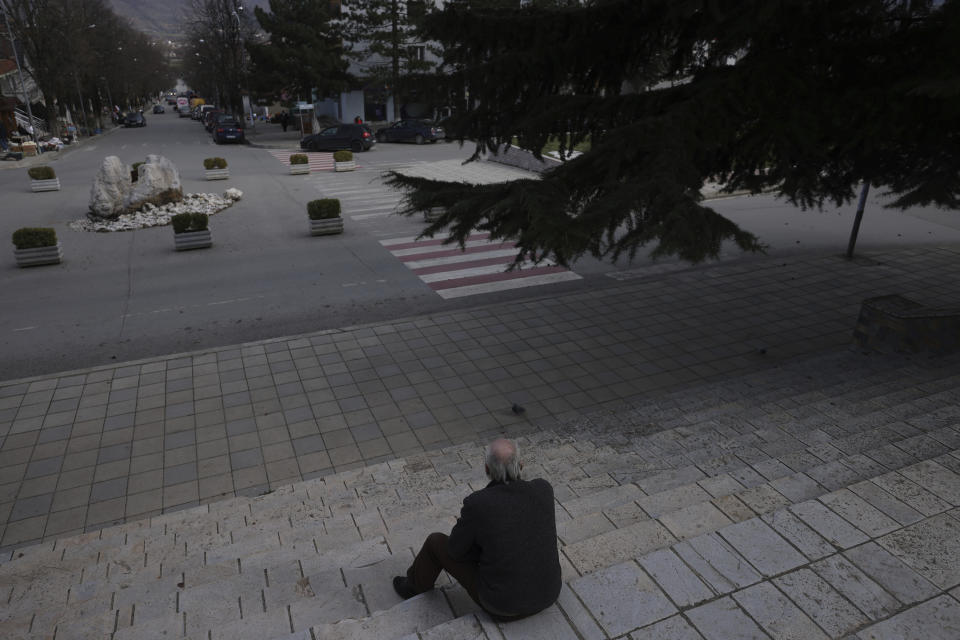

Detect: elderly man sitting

[393,438,561,621]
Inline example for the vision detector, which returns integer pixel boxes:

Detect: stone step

[399,453,960,640]
[2,350,958,638]
[2,406,953,637]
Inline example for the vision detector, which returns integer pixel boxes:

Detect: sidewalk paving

[1,243,959,549]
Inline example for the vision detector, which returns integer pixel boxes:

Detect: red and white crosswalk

[381,233,582,299]
[268,150,335,172]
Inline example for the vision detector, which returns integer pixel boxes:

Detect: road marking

[419,260,554,283]
[436,271,581,299]
[12,326,37,332]
[350,210,397,221]
[380,233,581,299]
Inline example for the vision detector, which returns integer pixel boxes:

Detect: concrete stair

[2,349,960,639]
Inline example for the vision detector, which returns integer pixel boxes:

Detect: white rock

[224,188,243,200]
[89,156,132,219]
[70,192,237,233]
[123,155,183,213]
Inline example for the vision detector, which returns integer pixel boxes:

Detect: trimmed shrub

[27,166,56,180]
[203,157,228,170]
[290,154,309,165]
[333,150,353,163]
[12,227,57,249]
[171,212,209,233]
[307,199,341,220]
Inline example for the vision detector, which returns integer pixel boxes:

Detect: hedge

[12,227,57,249]
[171,212,209,233]
[333,150,353,163]
[290,154,309,165]
[307,199,341,220]
[203,157,228,170]
[27,166,56,180]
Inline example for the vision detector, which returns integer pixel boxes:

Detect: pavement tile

[790,500,869,550]
[844,541,939,605]
[870,471,952,516]
[686,596,771,640]
[563,519,676,574]
[638,548,715,607]
[847,480,925,526]
[717,518,807,577]
[733,581,829,640]
[819,489,900,537]
[773,568,868,638]
[876,513,960,589]
[570,560,676,637]
[673,532,761,593]
[630,615,705,640]
[761,509,834,561]
[855,594,960,640]
[811,554,900,621]
[659,501,733,541]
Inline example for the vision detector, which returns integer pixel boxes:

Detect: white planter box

[424,207,444,223]
[290,165,310,175]
[334,160,356,172]
[205,168,230,181]
[31,178,61,192]
[310,217,344,236]
[15,243,62,267]
[174,229,213,251]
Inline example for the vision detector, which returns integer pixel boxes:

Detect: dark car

[212,115,244,144]
[123,112,146,127]
[300,123,375,152]
[203,109,223,132]
[375,119,445,144]
[152,104,164,114]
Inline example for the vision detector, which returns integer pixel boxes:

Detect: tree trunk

[845,182,871,260]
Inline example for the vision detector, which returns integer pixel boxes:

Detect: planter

[15,243,62,267]
[205,168,230,181]
[334,160,356,172]
[174,229,212,251]
[424,207,443,223]
[290,165,310,175]
[30,178,61,192]
[310,217,344,236]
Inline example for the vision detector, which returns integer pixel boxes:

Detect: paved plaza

[2,244,959,548]
[2,130,960,637]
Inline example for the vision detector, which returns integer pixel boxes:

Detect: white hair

[486,439,521,482]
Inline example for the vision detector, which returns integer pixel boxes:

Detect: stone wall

[853,294,960,354]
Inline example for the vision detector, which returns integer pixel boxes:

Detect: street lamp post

[231,4,254,131]
[2,7,37,142]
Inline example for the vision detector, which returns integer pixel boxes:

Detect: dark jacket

[447,477,562,616]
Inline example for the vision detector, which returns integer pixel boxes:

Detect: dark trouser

[406,532,528,622]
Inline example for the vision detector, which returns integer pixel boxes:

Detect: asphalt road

[1,114,958,380]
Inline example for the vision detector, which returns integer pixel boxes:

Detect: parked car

[123,112,146,127]
[375,119,445,144]
[152,104,165,114]
[212,115,244,144]
[300,124,375,152]
[203,109,223,132]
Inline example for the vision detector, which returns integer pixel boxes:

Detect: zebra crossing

[380,233,582,299]
[268,149,335,172]
[275,152,583,299]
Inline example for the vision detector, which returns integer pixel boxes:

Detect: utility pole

[2,6,37,142]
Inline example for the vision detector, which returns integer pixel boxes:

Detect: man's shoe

[392,576,418,600]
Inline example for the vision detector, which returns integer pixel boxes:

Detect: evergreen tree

[386,0,960,265]
[247,0,352,103]
[338,0,435,119]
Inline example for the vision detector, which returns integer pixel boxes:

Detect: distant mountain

[108,0,269,40]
